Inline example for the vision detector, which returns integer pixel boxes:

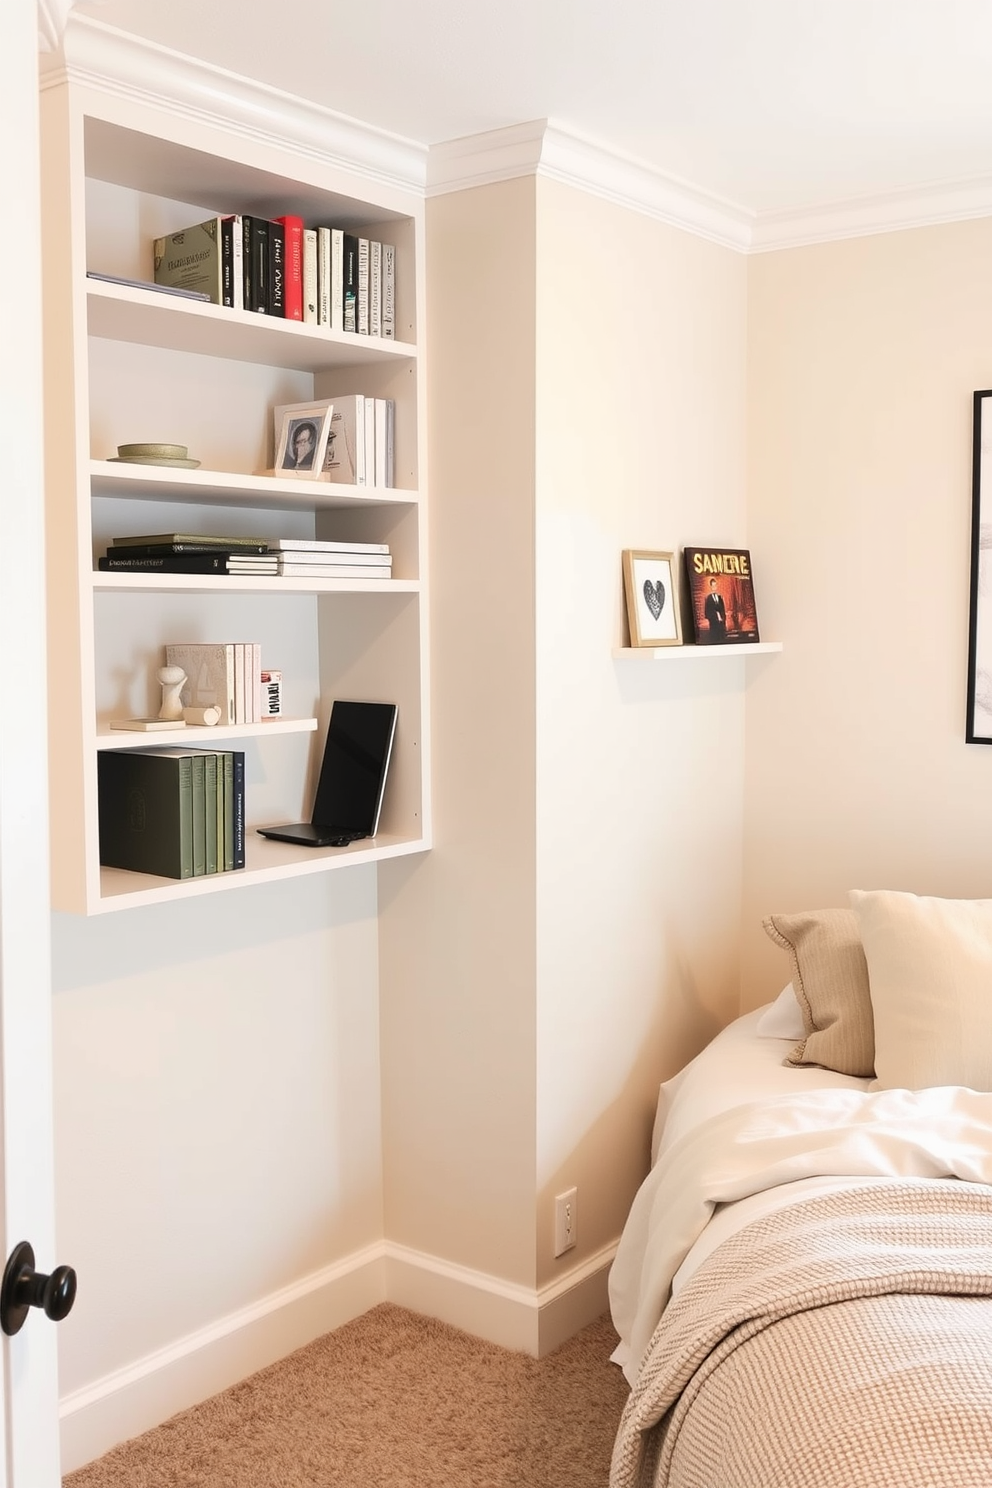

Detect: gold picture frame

[622,549,682,647]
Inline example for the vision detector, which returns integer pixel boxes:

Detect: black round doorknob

[0,1241,77,1336]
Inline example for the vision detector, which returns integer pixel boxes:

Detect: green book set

[97,748,246,880]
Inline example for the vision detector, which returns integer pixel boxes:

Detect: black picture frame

[967,391,992,744]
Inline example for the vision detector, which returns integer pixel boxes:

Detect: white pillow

[754,983,805,1040]
[849,889,992,1091]
[650,1006,870,1164]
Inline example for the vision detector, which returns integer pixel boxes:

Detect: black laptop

[257,699,397,847]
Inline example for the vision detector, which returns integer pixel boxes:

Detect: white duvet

[609,1009,992,1386]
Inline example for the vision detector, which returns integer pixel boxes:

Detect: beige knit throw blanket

[611,1178,992,1488]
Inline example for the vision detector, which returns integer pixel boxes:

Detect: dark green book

[191,750,223,875]
[220,751,234,871]
[200,751,219,874]
[97,750,194,880]
[189,753,206,875]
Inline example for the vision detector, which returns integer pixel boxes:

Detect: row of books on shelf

[165,641,275,724]
[98,535,394,579]
[292,393,395,488]
[152,215,396,336]
[98,746,246,880]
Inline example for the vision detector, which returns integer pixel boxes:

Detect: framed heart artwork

[621,549,682,647]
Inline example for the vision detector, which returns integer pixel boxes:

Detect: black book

[267,219,285,316]
[242,215,254,309]
[231,751,246,868]
[343,233,359,333]
[100,552,246,573]
[251,218,268,313]
[243,216,269,313]
[220,215,234,308]
[108,541,270,557]
[98,750,195,880]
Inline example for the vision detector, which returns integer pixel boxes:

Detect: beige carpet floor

[64,1304,630,1488]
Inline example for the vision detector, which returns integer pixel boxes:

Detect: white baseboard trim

[383,1239,617,1356]
[58,1245,387,1474]
[59,1238,619,1473]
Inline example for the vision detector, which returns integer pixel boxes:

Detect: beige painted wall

[53,871,383,1394]
[743,219,992,1007]
[533,179,749,1283]
[380,173,750,1295]
[378,177,539,1285]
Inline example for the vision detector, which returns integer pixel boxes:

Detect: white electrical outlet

[554,1187,577,1256]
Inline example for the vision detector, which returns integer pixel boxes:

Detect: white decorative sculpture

[183,705,222,727]
[158,664,187,721]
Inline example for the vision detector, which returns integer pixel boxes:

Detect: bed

[608,889,992,1488]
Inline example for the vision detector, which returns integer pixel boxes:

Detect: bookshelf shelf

[42,81,431,914]
[89,460,418,510]
[95,717,319,750]
[87,280,417,370]
[95,830,428,913]
[92,572,421,595]
[612,641,783,660]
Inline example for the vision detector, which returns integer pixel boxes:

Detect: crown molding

[41,17,992,252]
[44,15,428,195]
[427,120,755,252]
[429,120,992,252]
[748,172,992,252]
[38,0,73,52]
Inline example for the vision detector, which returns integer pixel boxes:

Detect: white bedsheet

[610,1042,992,1385]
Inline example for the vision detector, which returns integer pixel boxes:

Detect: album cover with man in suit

[683,546,760,644]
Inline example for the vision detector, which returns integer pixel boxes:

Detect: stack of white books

[269,537,392,579]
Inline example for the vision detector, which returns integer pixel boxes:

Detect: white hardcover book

[364,395,376,486]
[233,643,246,723]
[275,549,391,565]
[374,398,388,489]
[317,227,331,326]
[274,563,391,579]
[370,241,382,336]
[165,643,235,725]
[321,394,366,485]
[232,216,244,311]
[252,642,262,723]
[383,398,395,485]
[303,228,318,323]
[381,243,395,340]
[357,237,370,335]
[269,537,389,553]
[330,228,344,332]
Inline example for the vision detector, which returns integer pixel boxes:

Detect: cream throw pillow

[850,889,992,1091]
[763,909,874,1077]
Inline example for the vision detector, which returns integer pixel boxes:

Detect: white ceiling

[73,0,992,218]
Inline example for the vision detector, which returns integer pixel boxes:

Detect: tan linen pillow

[763,909,874,1077]
[849,889,992,1091]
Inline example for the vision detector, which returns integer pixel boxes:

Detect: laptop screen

[311,700,397,833]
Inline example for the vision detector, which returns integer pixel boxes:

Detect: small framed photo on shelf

[683,547,760,644]
[621,550,682,647]
[273,399,334,478]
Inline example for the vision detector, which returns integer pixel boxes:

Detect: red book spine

[276,215,304,321]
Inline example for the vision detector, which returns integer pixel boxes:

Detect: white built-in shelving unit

[41,82,430,914]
